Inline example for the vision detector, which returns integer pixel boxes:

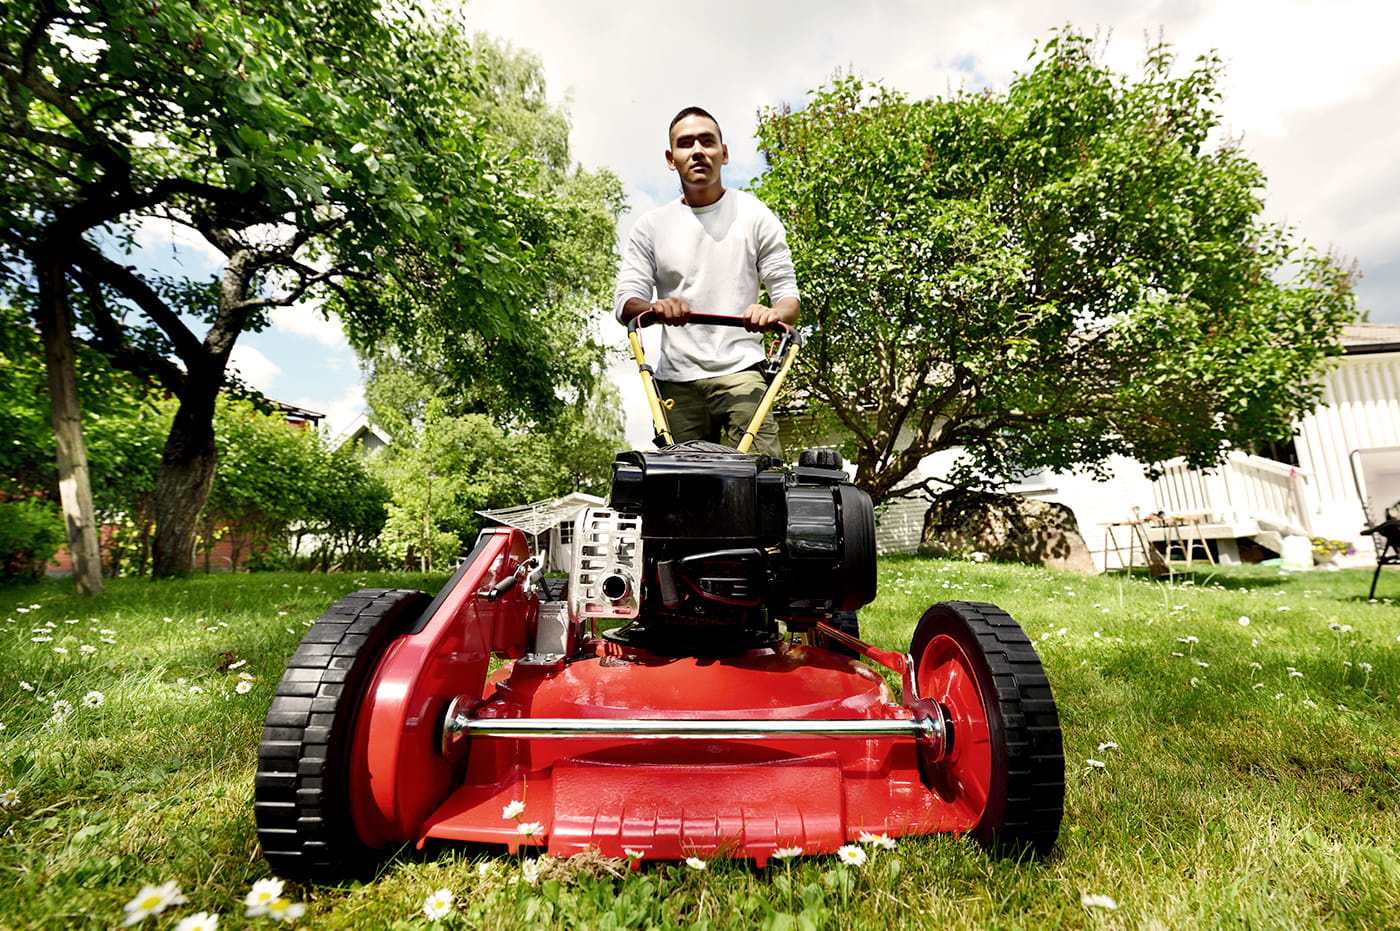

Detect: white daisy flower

[122,881,186,926]
[174,912,219,931]
[501,799,526,819]
[772,846,804,859]
[422,888,454,921]
[858,831,897,850]
[835,844,867,867]
[520,858,542,885]
[265,898,306,922]
[685,857,708,870]
[1080,893,1118,909]
[244,878,284,917]
[83,691,104,708]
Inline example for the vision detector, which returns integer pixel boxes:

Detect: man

[614,106,800,459]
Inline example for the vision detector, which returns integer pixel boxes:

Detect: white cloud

[268,304,350,351]
[228,344,282,394]
[130,214,226,272]
[1175,0,1400,136]
[301,383,365,440]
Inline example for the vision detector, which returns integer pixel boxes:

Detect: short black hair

[668,106,722,143]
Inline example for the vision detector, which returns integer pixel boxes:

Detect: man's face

[666,114,728,190]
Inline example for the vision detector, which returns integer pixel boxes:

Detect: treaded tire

[254,588,431,882]
[910,601,1064,857]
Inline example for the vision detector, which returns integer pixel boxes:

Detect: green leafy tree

[1,2,601,579]
[365,358,623,571]
[753,32,1357,503]
[86,393,168,577]
[291,441,390,571]
[351,37,625,570]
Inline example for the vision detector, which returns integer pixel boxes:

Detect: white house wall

[1293,350,1400,543]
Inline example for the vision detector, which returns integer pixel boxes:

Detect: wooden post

[34,252,104,595]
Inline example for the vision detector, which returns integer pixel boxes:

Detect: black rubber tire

[254,588,431,882]
[910,601,1064,857]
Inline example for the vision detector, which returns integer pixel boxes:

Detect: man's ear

[721,143,730,166]
[665,148,677,171]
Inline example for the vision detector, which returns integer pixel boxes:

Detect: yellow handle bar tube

[736,339,799,454]
[627,327,674,447]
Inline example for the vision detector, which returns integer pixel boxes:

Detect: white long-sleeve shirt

[613,189,799,382]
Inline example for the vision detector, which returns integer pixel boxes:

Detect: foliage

[87,396,391,575]
[752,31,1357,503]
[0,301,151,500]
[349,36,626,571]
[0,561,1395,928]
[365,358,624,570]
[1,1,615,574]
[86,395,169,577]
[351,36,623,425]
[0,498,63,579]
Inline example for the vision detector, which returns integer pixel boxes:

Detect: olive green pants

[656,369,783,460]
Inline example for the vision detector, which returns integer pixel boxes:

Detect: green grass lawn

[0,560,1396,930]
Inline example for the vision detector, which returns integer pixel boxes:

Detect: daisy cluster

[7,602,114,657]
[9,678,106,735]
[120,878,308,928]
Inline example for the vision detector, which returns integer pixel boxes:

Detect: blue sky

[134,0,1400,447]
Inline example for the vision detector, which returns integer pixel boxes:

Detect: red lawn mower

[254,314,1064,881]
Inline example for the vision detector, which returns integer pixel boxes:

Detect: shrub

[0,497,64,580]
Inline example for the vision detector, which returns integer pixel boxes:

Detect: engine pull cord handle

[627,311,802,453]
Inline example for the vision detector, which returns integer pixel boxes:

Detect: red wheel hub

[914,634,994,830]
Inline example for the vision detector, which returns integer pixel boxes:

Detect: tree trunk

[152,394,220,577]
[34,253,105,596]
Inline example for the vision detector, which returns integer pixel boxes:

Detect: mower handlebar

[626,309,802,345]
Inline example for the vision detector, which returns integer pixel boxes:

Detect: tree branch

[72,266,188,392]
[68,240,205,365]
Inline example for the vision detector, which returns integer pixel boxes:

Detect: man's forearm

[619,297,653,323]
[772,296,800,325]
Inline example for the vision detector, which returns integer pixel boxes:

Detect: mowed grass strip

[0,562,1395,930]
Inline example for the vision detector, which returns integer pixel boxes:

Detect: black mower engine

[569,445,876,647]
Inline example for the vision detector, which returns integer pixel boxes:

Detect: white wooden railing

[1151,453,1313,535]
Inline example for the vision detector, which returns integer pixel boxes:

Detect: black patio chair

[1349,446,1400,600]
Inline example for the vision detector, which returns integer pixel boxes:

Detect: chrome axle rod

[439,697,946,761]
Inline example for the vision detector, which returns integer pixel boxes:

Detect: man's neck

[682,182,726,208]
